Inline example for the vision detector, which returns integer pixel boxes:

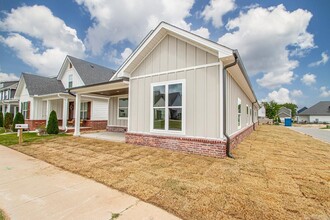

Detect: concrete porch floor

[80,132,125,142]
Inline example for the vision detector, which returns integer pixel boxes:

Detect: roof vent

[90,64,94,68]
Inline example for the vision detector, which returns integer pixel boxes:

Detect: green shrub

[12,112,25,132]
[4,112,13,130]
[0,112,3,127]
[46,110,59,134]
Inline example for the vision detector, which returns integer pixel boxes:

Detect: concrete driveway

[0,146,179,220]
[289,126,330,144]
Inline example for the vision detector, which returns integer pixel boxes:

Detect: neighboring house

[14,55,116,130]
[258,105,266,118]
[0,81,19,116]
[297,101,330,123]
[296,106,307,122]
[278,106,292,122]
[70,22,259,158]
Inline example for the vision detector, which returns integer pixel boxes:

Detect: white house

[14,56,115,131]
[297,101,330,123]
[70,22,259,158]
[0,81,19,116]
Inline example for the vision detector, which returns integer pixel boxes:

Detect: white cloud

[218,4,314,89]
[191,27,210,39]
[291,89,303,97]
[75,0,207,55]
[320,86,330,97]
[110,47,133,65]
[301,73,316,86]
[201,0,236,28]
[0,72,19,82]
[264,88,293,104]
[0,5,85,75]
[256,71,294,88]
[309,52,329,67]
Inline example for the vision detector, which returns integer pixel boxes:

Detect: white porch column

[74,94,81,136]
[7,104,11,113]
[14,105,17,116]
[2,104,5,116]
[46,100,51,125]
[62,98,68,130]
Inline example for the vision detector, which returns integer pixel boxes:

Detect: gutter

[223,53,238,158]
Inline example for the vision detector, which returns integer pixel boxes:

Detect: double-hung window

[68,74,73,88]
[118,97,128,119]
[80,102,88,120]
[238,98,241,129]
[22,102,28,119]
[152,80,185,133]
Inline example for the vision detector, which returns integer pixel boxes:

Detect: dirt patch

[9,125,330,220]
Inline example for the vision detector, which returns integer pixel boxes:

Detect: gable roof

[112,21,258,103]
[0,81,18,91]
[297,107,308,114]
[298,101,330,116]
[57,55,116,86]
[21,73,65,96]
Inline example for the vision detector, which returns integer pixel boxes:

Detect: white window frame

[150,79,186,135]
[68,74,73,88]
[238,98,241,129]
[118,95,128,120]
[22,102,28,119]
[246,104,249,125]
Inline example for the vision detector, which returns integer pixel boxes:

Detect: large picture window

[238,98,241,129]
[152,80,185,133]
[118,97,128,119]
[80,102,88,120]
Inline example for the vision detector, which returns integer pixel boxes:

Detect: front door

[69,101,74,120]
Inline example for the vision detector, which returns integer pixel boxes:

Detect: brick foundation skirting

[25,120,46,131]
[107,126,127,133]
[126,123,258,158]
[229,124,255,150]
[126,133,227,158]
[84,120,107,130]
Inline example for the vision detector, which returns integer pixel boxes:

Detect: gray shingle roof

[67,55,116,86]
[22,73,65,96]
[298,101,330,116]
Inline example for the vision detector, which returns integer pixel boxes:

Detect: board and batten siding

[91,99,108,120]
[129,34,222,139]
[19,83,34,119]
[61,65,84,89]
[108,96,128,127]
[226,71,254,136]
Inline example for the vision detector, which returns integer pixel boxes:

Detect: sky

[0,0,329,108]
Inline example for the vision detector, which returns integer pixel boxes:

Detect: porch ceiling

[91,88,128,96]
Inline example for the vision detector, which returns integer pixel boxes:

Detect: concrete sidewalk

[0,146,179,220]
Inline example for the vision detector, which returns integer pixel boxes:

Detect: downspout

[223,53,238,158]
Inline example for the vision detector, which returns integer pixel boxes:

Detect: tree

[4,112,13,130]
[12,112,25,132]
[0,112,3,127]
[263,101,280,119]
[280,103,298,119]
[46,110,59,134]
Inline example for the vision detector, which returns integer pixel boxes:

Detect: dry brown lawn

[9,125,330,220]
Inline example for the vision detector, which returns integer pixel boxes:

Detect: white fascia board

[57,56,69,80]
[14,76,25,100]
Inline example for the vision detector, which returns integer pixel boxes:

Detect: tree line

[262,101,298,119]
